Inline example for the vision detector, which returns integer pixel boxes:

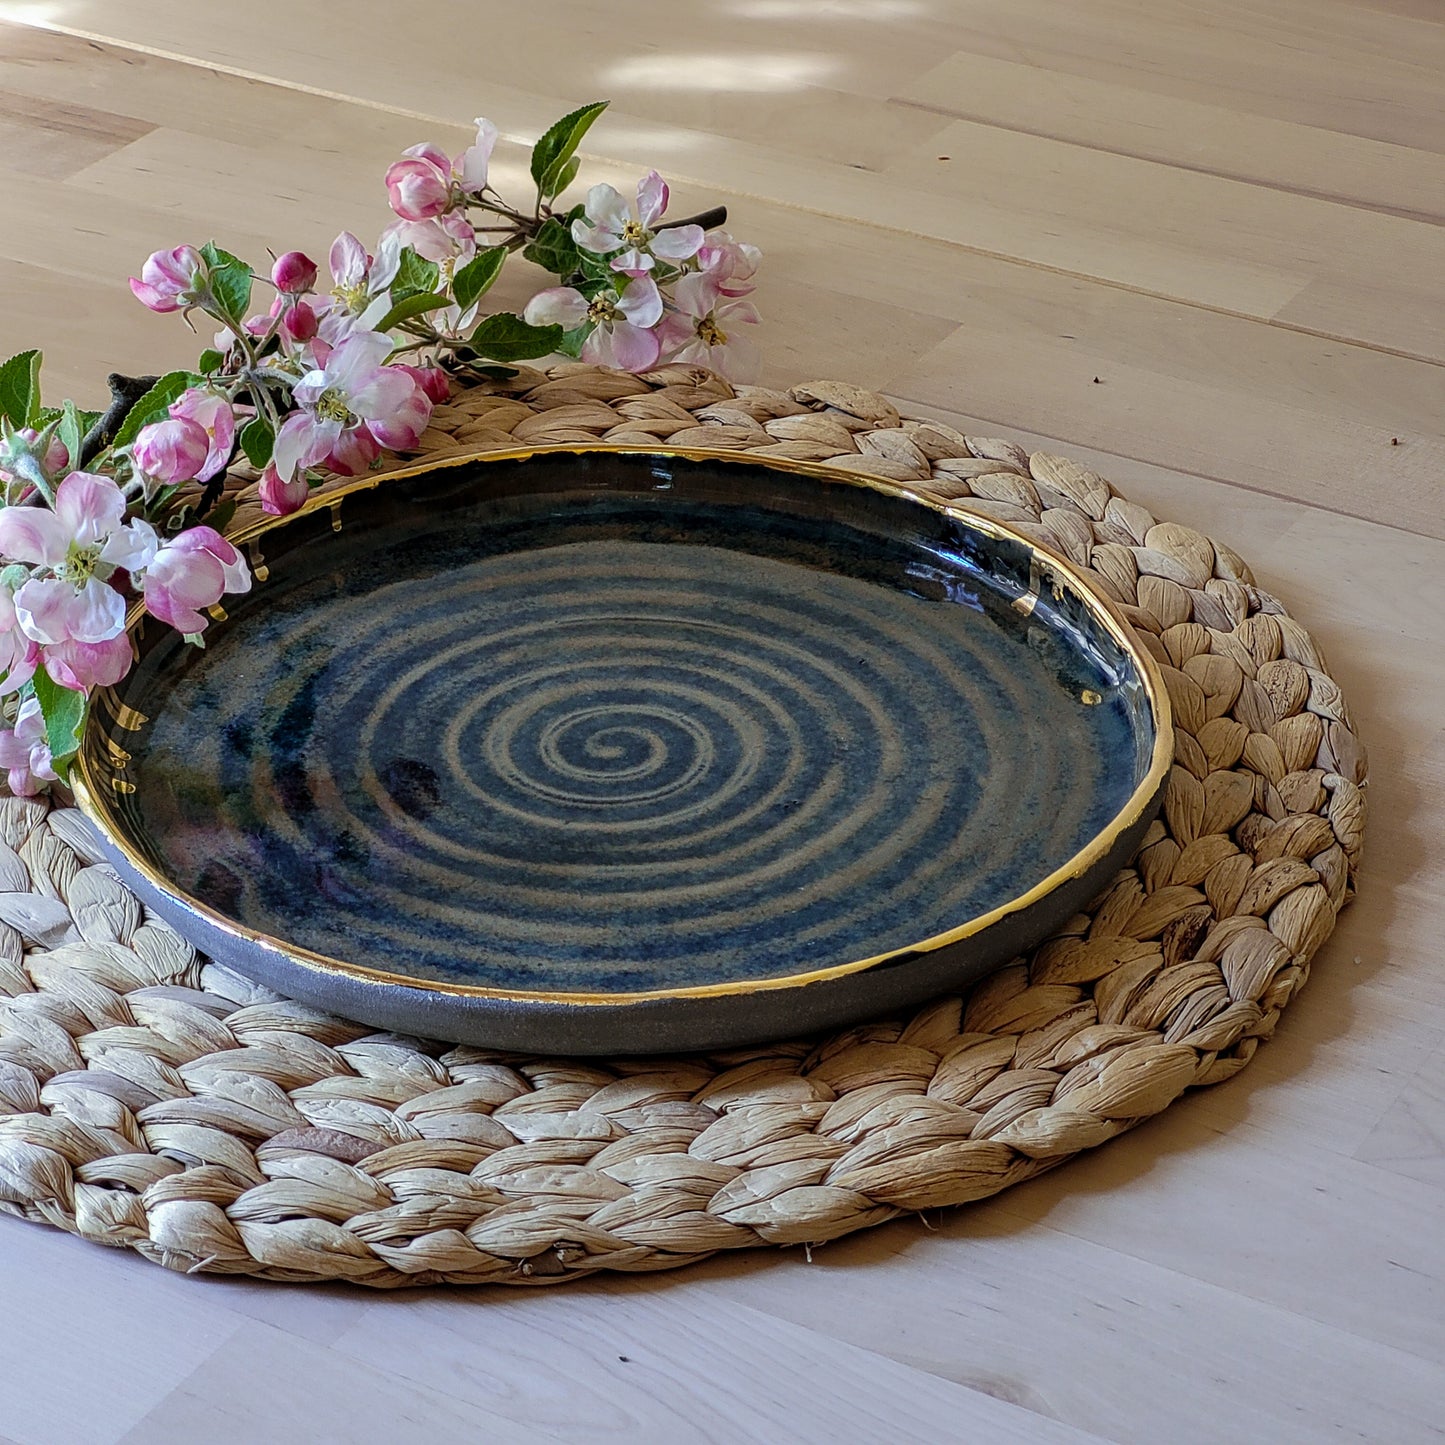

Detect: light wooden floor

[0,5,1442,1442]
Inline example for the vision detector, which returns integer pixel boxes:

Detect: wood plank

[0,1221,244,1445]
[985,1112,1445,1365]
[1356,1037,1445,1191]
[330,1290,1116,1445]
[925,0,1445,152]
[897,50,1445,224]
[686,1215,1445,1445]
[887,326,1445,539]
[116,1321,571,1445]
[15,5,1438,348]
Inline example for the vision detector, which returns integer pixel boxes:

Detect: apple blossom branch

[0,99,761,789]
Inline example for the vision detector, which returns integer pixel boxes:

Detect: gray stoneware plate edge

[71,444,1174,1054]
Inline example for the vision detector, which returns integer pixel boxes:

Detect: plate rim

[72,443,1175,1008]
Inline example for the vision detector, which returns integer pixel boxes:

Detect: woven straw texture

[0,365,1367,1287]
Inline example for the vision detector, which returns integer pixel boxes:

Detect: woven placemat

[0,365,1367,1286]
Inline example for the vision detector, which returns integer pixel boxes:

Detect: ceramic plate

[74,447,1172,1053]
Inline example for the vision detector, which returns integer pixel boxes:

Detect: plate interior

[92,451,1157,995]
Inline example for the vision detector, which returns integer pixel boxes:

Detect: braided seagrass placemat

[0,365,1366,1286]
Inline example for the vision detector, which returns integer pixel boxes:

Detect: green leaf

[467,312,563,364]
[451,246,507,312]
[0,350,42,429]
[199,241,246,271]
[31,667,86,773]
[210,264,254,325]
[556,325,588,360]
[111,371,203,452]
[58,400,84,466]
[530,100,608,199]
[550,156,581,198]
[373,291,451,334]
[200,240,254,324]
[391,247,440,300]
[522,217,583,279]
[239,416,274,468]
[196,348,225,375]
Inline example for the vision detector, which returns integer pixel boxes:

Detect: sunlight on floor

[0,2,72,27]
[602,53,839,92]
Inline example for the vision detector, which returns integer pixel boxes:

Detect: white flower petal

[617,277,664,328]
[370,227,403,292]
[583,182,629,233]
[523,286,591,330]
[68,577,128,644]
[54,472,125,543]
[636,170,669,228]
[100,519,158,573]
[459,117,498,190]
[650,224,704,262]
[329,231,367,288]
[0,506,71,568]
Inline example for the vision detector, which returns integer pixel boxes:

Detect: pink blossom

[0,697,57,796]
[398,365,450,404]
[656,273,760,381]
[132,418,211,486]
[572,172,703,276]
[271,250,318,294]
[385,145,453,222]
[0,591,38,696]
[129,245,205,313]
[42,635,133,691]
[696,229,762,297]
[324,424,382,476]
[272,331,425,480]
[168,389,237,484]
[258,464,308,517]
[366,376,431,451]
[382,211,477,266]
[524,277,663,372]
[141,527,250,635]
[383,119,498,222]
[0,472,156,646]
[319,230,402,343]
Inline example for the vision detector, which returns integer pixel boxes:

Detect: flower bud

[385,147,452,222]
[280,299,319,345]
[258,463,309,517]
[169,389,237,484]
[271,250,318,294]
[397,364,450,404]
[128,245,204,313]
[132,418,211,485]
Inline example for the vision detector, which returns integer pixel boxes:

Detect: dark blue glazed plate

[73,447,1171,1054]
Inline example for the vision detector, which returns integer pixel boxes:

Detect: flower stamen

[313,390,355,425]
[59,543,103,587]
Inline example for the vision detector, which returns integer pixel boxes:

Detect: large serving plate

[73,447,1172,1053]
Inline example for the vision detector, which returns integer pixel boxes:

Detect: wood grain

[0,5,1439,1442]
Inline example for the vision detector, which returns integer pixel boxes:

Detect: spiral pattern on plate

[127,508,1142,994]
